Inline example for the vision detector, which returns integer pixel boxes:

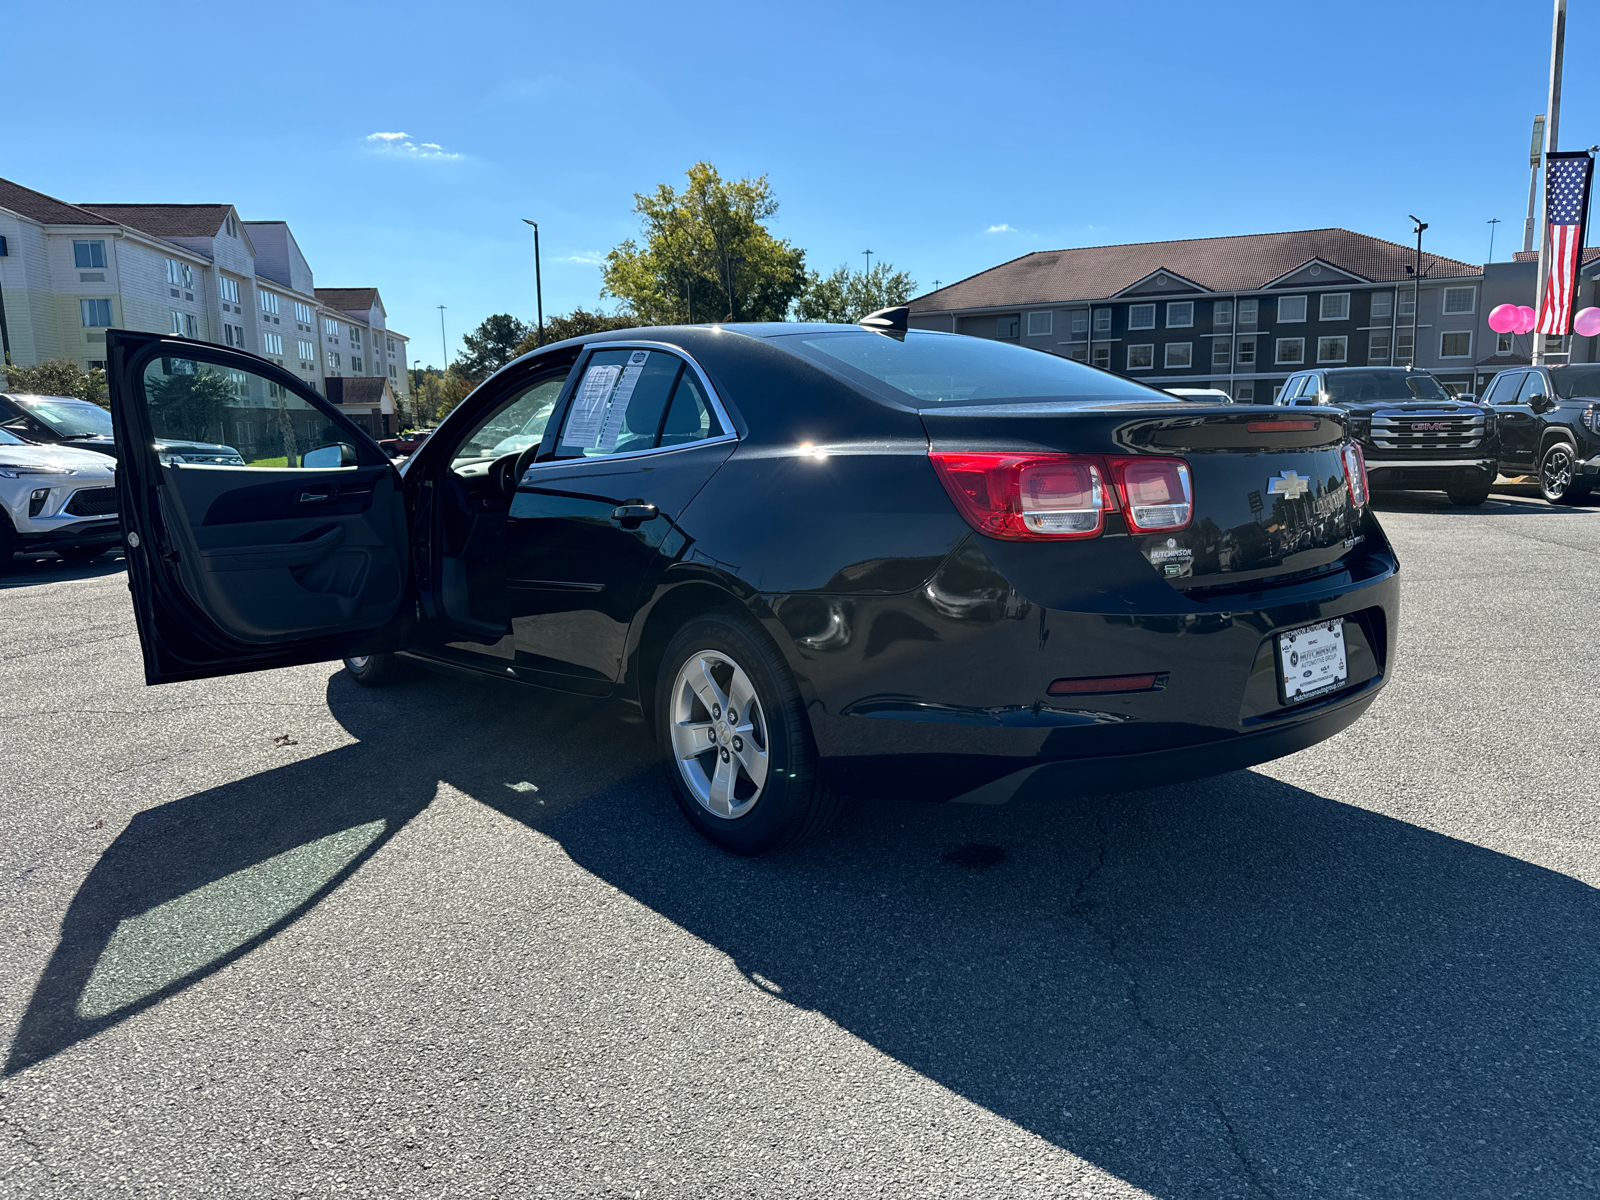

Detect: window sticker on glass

[562,364,622,447]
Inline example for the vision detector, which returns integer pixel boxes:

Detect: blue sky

[9,0,1595,365]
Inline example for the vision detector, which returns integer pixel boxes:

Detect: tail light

[1108,456,1192,533]
[1341,441,1368,507]
[929,451,1193,540]
[929,453,1116,540]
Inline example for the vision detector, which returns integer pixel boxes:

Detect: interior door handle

[300,489,331,503]
[611,503,659,523]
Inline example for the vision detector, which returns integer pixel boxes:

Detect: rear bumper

[793,539,1399,804]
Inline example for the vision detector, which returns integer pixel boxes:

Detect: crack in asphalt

[0,701,329,722]
[1210,1096,1282,1200]
[0,631,134,663]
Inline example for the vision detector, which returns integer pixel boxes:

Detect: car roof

[1,393,101,405]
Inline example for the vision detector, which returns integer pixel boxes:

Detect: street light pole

[863,249,873,277]
[522,219,544,347]
[1408,215,1428,368]
[1533,0,1567,366]
[1487,218,1501,264]
[438,305,448,367]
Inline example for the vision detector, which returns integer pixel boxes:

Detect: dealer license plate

[1276,618,1348,704]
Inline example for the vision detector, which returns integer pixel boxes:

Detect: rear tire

[656,609,841,855]
[56,545,110,561]
[1539,441,1591,504]
[343,653,410,687]
[1446,483,1492,506]
[0,515,17,574]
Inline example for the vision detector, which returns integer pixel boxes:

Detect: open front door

[109,330,410,684]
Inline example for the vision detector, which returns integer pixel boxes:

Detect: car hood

[0,442,118,473]
[1332,400,1488,416]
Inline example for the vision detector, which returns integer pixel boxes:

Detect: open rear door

[108,330,410,684]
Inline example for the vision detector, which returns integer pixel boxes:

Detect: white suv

[0,427,122,565]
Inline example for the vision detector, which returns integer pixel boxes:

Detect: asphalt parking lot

[3,489,1599,1199]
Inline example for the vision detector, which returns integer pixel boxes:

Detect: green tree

[457,313,532,380]
[795,262,917,324]
[510,308,641,358]
[603,162,807,324]
[407,365,474,428]
[148,369,234,444]
[3,358,109,407]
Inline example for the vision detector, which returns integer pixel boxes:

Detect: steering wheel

[490,452,522,497]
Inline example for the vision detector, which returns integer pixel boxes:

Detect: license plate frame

[1275,617,1348,705]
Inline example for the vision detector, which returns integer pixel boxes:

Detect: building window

[1128,304,1156,330]
[87,359,106,370]
[1166,301,1193,328]
[1275,337,1305,365]
[1397,290,1416,318]
[327,350,341,370]
[1396,330,1414,362]
[1317,335,1348,363]
[298,339,316,360]
[1442,287,1476,315]
[323,317,340,338]
[182,313,197,338]
[1026,311,1052,337]
[79,298,113,327]
[165,259,193,288]
[1068,310,1089,335]
[1066,346,1088,363]
[1238,298,1258,327]
[1212,340,1231,366]
[170,310,184,335]
[263,332,283,356]
[1092,308,1112,333]
[386,338,397,355]
[1319,293,1350,321]
[294,301,315,324]
[1213,300,1233,328]
[218,277,239,304]
[225,214,237,237]
[1496,333,1513,355]
[1438,331,1471,359]
[224,325,240,348]
[1544,334,1567,353]
[996,315,1019,339]
[1164,342,1192,368]
[1237,340,1256,365]
[73,240,107,269]
[1278,295,1307,323]
[349,326,363,349]
[1236,382,1255,402]
[352,356,365,374]
[389,364,398,379]
[260,290,280,315]
[1369,330,1392,363]
[1092,344,1111,369]
[1370,292,1393,320]
[1127,344,1154,370]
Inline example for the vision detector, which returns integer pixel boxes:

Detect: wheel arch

[1539,427,1579,458]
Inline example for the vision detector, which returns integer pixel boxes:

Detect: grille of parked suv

[63,487,118,517]
[1367,410,1484,453]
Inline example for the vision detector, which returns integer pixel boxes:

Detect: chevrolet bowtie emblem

[1267,470,1311,499]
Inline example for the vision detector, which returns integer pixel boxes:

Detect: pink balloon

[1516,306,1538,335]
[1574,306,1600,338]
[1488,303,1521,335]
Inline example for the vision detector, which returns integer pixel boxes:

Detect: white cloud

[365,132,461,160]
[561,253,605,265]
[987,223,1017,234]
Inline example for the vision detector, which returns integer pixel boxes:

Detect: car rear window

[783,330,1160,407]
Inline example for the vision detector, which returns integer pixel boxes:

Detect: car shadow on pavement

[0,551,126,589]
[1373,492,1587,517]
[11,667,1600,1196]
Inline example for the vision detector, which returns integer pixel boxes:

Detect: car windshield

[784,330,1161,407]
[1322,371,1450,403]
[12,395,114,436]
[0,428,26,446]
[1550,366,1600,399]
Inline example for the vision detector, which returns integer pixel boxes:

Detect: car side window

[556,349,719,458]
[1481,373,1513,405]
[1515,372,1545,405]
[1292,377,1319,406]
[450,372,569,473]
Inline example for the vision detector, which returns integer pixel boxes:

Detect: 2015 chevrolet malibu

[107,317,1398,855]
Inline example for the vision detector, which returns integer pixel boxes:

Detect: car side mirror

[302,442,358,469]
[1456,393,1477,403]
[1529,394,1554,413]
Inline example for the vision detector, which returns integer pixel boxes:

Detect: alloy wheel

[669,649,771,819]
[1542,445,1575,500]
[346,656,372,672]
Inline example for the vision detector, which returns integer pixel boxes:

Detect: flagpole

[1533,0,1566,365]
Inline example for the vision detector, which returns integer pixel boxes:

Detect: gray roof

[316,288,380,315]
[0,177,115,226]
[910,228,1481,312]
[326,376,389,407]
[75,203,231,239]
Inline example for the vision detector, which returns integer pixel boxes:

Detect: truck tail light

[1342,441,1368,508]
[929,452,1117,540]
[1108,456,1192,533]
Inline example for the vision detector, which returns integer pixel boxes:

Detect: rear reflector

[1247,419,1319,432]
[1048,673,1163,695]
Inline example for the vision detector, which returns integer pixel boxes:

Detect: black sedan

[107,318,1398,855]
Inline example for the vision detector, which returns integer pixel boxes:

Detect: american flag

[1536,152,1594,335]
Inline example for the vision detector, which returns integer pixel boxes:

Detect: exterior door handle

[611,502,659,524]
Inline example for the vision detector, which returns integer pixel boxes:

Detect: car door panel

[108,329,410,683]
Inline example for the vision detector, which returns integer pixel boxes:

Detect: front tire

[1539,441,1591,504]
[656,609,841,855]
[1446,482,1492,506]
[343,653,410,687]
